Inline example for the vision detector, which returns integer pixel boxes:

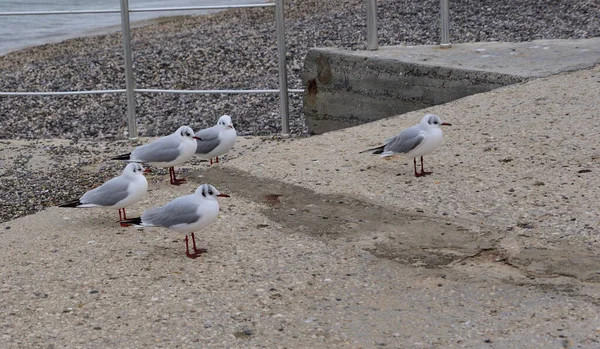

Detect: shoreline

[0,10,225,57]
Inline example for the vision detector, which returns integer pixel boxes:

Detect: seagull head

[195,184,230,200]
[176,125,201,140]
[123,162,145,178]
[421,114,451,128]
[217,114,235,130]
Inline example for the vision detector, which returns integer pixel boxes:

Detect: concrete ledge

[302,38,600,134]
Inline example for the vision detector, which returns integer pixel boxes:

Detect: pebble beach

[0,0,599,221]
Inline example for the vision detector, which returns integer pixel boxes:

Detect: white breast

[406,128,443,158]
[113,175,148,209]
[171,199,220,234]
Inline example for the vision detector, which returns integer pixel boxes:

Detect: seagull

[361,114,451,177]
[120,184,229,259]
[195,115,237,165]
[59,163,148,226]
[112,126,201,185]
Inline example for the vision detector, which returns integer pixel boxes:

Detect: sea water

[0,0,259,55]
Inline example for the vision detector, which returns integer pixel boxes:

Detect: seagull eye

[208,190,214,195]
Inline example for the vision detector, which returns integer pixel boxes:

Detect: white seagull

[59,163,148,226]
[112,125,201,185]
[195,115,237,165]
[361,114,451,177]
[121,184,229,259]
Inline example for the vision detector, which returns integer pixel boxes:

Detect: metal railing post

[120,0,138,138]
[275,0,290,136]
[366,0,378,50]
[440,0,451,48]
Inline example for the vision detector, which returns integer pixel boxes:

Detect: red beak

[441,122,452,126]
[228,125,234,129]
[193,136,202,140]
[217,194,230,198]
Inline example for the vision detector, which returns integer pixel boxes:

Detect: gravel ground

[0,0,599,220]
[0,0,598,139]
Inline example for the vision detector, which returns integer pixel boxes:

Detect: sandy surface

[1,65,599,348]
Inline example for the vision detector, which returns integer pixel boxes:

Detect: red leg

[419,156,432,176]
[191,232,207,254]
[119,208,129,227]
[209,159,213,166]
[169,167,186,185]
[413,158,420,177]
[185,233,207,259]
[215,156,219,164]
[185,235,192,258]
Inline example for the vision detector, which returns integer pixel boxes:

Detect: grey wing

[132,136,181,163]
[141,196,201,228]
[195,126,221,154]
[384,127,425,154]
[195,125,219,141]
[81,176,130,206]
[195,138,221,155]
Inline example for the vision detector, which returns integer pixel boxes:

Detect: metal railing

[366,0,451,49]
[0,1,299,137]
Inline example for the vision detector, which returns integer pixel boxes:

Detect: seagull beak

[228,125,234,129]
[193,136,202,140]
[217,194,230,198]
[441,122,452,126]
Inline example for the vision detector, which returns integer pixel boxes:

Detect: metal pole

[275,0,290,136]
[440,0,451,48]
[366,0,378,50]
[120,0,138,138]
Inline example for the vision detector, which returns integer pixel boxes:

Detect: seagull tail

[120,217,142,225]
[58,199,82,208]
[359,145,385,155]
[111,153,131,161]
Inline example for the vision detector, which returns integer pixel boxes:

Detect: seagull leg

[169,167,186,185]
[119,208,129,227]
[185,233,207,259]
[413,158,420,177]
[185,235,194,258]
[209,159,213,166]
[419,156,433,176]
[215,156,219,164]
[191,232,207,255]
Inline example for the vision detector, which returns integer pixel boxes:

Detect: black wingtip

[120,217,142,225]
[58,199,81,208]
[111,153,131,161]
[359,145,385,155]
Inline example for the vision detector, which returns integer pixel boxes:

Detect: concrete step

[302,38,600,134]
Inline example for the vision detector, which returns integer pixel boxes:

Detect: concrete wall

[301,47,525,134]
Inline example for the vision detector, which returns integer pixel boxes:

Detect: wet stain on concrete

[192,167,496,268]
[191,167,600,282]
